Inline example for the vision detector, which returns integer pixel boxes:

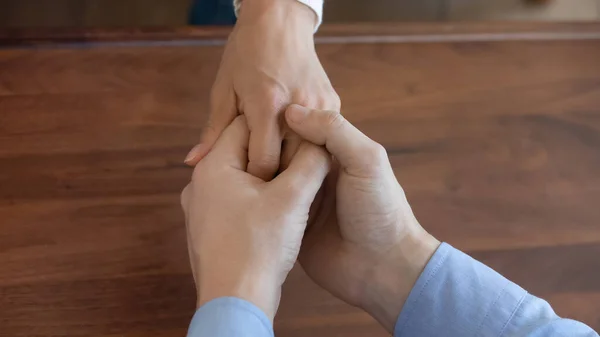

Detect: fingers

[208,115,250,171]
[184,83,237,166]
[247,117,283,181]
[272,142,331,205]
[285,104,388,176]
[279,132,302,172]
[245,86,340,179]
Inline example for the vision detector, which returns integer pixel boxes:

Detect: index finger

[246,113,283,181]
[208,115,250,171]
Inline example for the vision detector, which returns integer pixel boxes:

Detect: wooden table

[1,23,600,336]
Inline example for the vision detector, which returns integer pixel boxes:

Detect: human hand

[284,105,441,332]
[180,115,330,321]
[184,0,340,181]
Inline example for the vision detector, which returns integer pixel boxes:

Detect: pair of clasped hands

[180,0,439,332]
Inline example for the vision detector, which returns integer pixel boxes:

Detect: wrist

[237,0,317,35]
[359,229,440,333]
[197,270,280,322]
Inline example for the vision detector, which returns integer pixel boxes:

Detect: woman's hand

[184,0,340,181]
[181,115,330,321]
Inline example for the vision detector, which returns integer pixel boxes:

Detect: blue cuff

[187,297,274,337]
[394,243,528,337]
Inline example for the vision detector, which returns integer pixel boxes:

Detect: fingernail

[184,144,204,164]
[287,104,310,123]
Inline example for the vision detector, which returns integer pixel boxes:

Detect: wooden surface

[3,21,600,45]
[0,0,191,28]
[1,23,600,336]
[1,0,599,28]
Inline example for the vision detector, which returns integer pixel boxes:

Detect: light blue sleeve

[187,297,273,337]
[395,242,598,337]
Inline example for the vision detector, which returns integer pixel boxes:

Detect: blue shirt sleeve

[395,242,598,337]
[187,297,273,337]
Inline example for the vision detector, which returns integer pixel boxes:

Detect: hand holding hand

[285,105,440,332]
[181,116,330,321]
[185,0,340,181]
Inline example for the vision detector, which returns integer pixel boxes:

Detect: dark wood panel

[0,0,86,28]
[0,0,190,28]
[0,23,599,336]
[324,0,442,22]
[3,22,600,47]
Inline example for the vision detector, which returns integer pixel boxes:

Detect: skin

[285,105,440,332]
[182,105,440,332]
[181,115,331,321]
[184,0,340,181]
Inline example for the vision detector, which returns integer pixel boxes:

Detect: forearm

[361,239,598,336]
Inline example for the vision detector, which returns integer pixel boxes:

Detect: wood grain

[1,23,599,336]
[3,22,600,47]
[0,0,191,28]
[324,0,443,22]
[447,0,600,21]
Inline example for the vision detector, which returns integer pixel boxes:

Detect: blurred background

[0,0,598,28]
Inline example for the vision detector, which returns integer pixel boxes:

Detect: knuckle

[296,90,340,111]
[203,120,216,133]
[301,146,328,171]
[315,96,327,109]
[368,142,388,162]
[323,111,346,131]
[289,147,329,192]
[293,92,310,106]
[264,85,285,99]
[330,93,342,110]
[360,142,389,173]
[252,152,280,169]
[261,86,287,112]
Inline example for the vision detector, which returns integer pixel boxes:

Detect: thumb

[271,142,331,206]
[285,104,388,176]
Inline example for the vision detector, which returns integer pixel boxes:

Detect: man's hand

[185,0,340,181]
[285,105,441,333]
[181,115,330,321]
